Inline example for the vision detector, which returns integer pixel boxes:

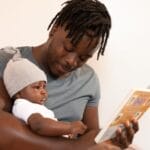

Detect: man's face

[47,26,99,78]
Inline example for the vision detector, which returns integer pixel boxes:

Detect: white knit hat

[3,54,47,98]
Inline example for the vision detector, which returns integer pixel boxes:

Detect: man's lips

[56,64,70,74]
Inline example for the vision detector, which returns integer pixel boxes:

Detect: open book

[95,88,150,143]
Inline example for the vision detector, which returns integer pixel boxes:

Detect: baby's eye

[34,85,40,89]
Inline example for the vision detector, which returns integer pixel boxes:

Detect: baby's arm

[28,113,87,137]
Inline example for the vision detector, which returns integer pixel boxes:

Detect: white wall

[0,0,149,149]
[90,1,150,149]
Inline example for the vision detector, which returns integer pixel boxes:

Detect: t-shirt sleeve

[12,99,57,124]
[87,71,100,107]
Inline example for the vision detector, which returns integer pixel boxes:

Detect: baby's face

[16,81,48,105]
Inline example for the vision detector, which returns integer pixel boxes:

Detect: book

[95,88,150,143]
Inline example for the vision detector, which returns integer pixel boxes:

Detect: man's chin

[49,70,70,79]
[50,72,60,79]
[59,72,70,79]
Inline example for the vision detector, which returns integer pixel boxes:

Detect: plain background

[0,0,149,149]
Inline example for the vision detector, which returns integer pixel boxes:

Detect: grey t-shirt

[0,46,100,122]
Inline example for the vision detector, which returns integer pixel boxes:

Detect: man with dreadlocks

[0,0,138,150]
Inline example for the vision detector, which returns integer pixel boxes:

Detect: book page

[95,89,150,143]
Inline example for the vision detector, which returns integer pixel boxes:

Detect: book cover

[95,89,150,143]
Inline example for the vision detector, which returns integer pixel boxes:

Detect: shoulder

[0,46,32,76]
[17,46,32,57]
[79,64,95,73]
[79,64,100,93]
[0,48,14,77]
[17,46,31,52]
[69,64,100,91]
[14,99,46,110]
[13,98,33,107]
[13,99,42,114]
[75,64,99,82]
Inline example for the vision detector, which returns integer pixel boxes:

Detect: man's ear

[49,25,58,37]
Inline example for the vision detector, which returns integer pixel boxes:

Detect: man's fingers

[125,121,134,143]
[131,119,139,133]
[116,127,129,149]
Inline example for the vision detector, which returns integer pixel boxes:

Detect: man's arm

[82,106,100,131]
[0,78,122,150]
[0,110,106,150]
[0,79,12,111]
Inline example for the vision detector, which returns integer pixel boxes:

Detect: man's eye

[79,56,88,61]
[64,47,73,52]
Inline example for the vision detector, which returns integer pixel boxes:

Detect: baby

[3,53,87,138]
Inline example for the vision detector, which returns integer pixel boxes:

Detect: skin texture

[32,26,99,78]
[0,23,139,150]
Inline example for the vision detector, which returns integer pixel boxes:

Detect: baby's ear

[15,93,21,99]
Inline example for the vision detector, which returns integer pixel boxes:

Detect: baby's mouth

[40,98,47,104]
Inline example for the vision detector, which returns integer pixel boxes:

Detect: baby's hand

[69,121,87,139]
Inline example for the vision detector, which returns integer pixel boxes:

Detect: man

[0,0,138,149]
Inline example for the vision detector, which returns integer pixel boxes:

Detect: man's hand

[88,142,121,150]
[112,119,139,149]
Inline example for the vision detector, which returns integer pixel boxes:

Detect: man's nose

[65,53,78,70]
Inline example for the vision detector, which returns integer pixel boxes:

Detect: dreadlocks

[47,0,111,60]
